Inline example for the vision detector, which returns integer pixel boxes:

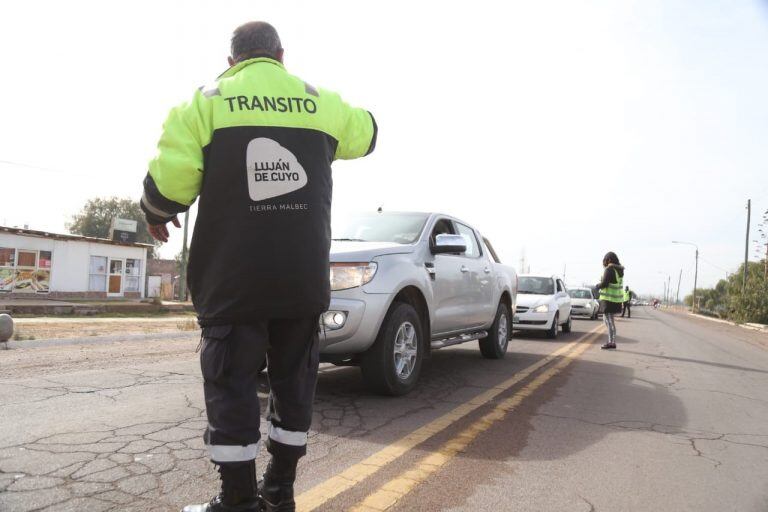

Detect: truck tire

[562,312,572,333]
[361,302,423,396]
[547,313,559,339]
[479,302,511,359]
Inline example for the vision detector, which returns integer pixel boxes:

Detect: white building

[0,226,150,299]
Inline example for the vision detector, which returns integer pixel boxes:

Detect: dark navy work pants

[199,317,320,464]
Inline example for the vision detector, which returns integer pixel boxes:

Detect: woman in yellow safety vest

[596,251,625,349]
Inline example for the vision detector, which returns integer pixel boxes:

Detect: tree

[67,197,161,257]
[685,261,768,324]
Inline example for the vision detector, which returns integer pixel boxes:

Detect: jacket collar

[218,56,284,79]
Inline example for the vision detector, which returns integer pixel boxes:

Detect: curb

[686,312,768,333]
[5,331,199,350]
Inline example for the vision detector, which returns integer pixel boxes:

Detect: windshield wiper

[332,238,367,242]
[518,290,535,294]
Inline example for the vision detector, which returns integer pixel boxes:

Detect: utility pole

[693,247,699,312]
[672,241,699,312]
[667,275,671,306]
[744,199,750,293]
[676,268,682,305]
[179,211,190,302]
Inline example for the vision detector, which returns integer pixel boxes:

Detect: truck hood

[516,293,553,308]
[330,241,416,262]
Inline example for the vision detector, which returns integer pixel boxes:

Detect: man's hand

[148,217,182,243]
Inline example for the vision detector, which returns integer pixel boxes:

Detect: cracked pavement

[1,309,767,511]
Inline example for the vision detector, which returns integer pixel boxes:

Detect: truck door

[428,218,468,334]
[454,222,494,327]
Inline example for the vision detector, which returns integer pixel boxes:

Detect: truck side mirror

[432,234,467,255]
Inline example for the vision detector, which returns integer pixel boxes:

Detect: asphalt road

[1,308,767,511]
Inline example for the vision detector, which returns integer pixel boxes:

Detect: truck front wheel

[361,302,424,396]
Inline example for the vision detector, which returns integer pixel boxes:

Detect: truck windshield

[332,213,429,244]
[518,277,555,295]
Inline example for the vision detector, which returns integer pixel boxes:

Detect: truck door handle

[460,265,469,273]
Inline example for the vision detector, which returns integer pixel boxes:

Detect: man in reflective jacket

[141,21,377,512]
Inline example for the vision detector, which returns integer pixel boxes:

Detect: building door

[147,276,161,298]
[108,259,124,296]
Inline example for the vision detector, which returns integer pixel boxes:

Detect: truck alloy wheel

[361,302,423,396]
[393,321,418,380]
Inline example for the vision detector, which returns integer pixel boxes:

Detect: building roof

[0,226,154,249]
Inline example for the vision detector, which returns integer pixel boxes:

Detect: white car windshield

[332,213,429,244]
[568,289,592,299]
[518,277,554,295]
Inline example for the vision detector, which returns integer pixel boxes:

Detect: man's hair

[231,21,282,61]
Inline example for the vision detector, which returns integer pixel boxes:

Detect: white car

[567,287,599,320]
[513,275,572,338]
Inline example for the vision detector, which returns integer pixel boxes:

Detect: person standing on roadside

[595,252,625,349]
[140,21,377,512]
[621,285,632,318]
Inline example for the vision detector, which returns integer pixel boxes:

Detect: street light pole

[672,241,699,313]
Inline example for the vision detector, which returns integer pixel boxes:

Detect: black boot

[259,458,297,512]
[182,461,260,512]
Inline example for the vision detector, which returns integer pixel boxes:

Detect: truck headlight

[532,304,549,313]
[330,262,378,291]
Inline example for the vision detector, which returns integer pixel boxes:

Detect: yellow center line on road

[347,330,600,512]
[296,326,602,511]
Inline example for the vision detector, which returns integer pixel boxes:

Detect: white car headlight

[330,262,378,291]
[532,304,549,313]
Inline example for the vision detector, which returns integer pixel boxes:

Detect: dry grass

[176,318,199,331]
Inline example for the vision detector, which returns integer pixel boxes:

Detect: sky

[1,0,767,297]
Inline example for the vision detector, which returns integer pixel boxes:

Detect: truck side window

[430,218,456,246]
[455,222,481,258]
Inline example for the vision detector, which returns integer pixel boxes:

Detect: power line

[0,159,97,177]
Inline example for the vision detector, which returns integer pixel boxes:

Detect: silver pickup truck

[319,211,518,395]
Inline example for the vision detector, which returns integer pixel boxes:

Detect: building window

[39,251,52,269]
[125,259,142,293]
[17,250,37,268]
[89,256,107,292]
[0,249,52,293]
[0,248,13,292]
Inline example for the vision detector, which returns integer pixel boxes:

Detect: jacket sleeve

[597,267,613,289]
[141,90,212,225]
[333,98,377,160]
